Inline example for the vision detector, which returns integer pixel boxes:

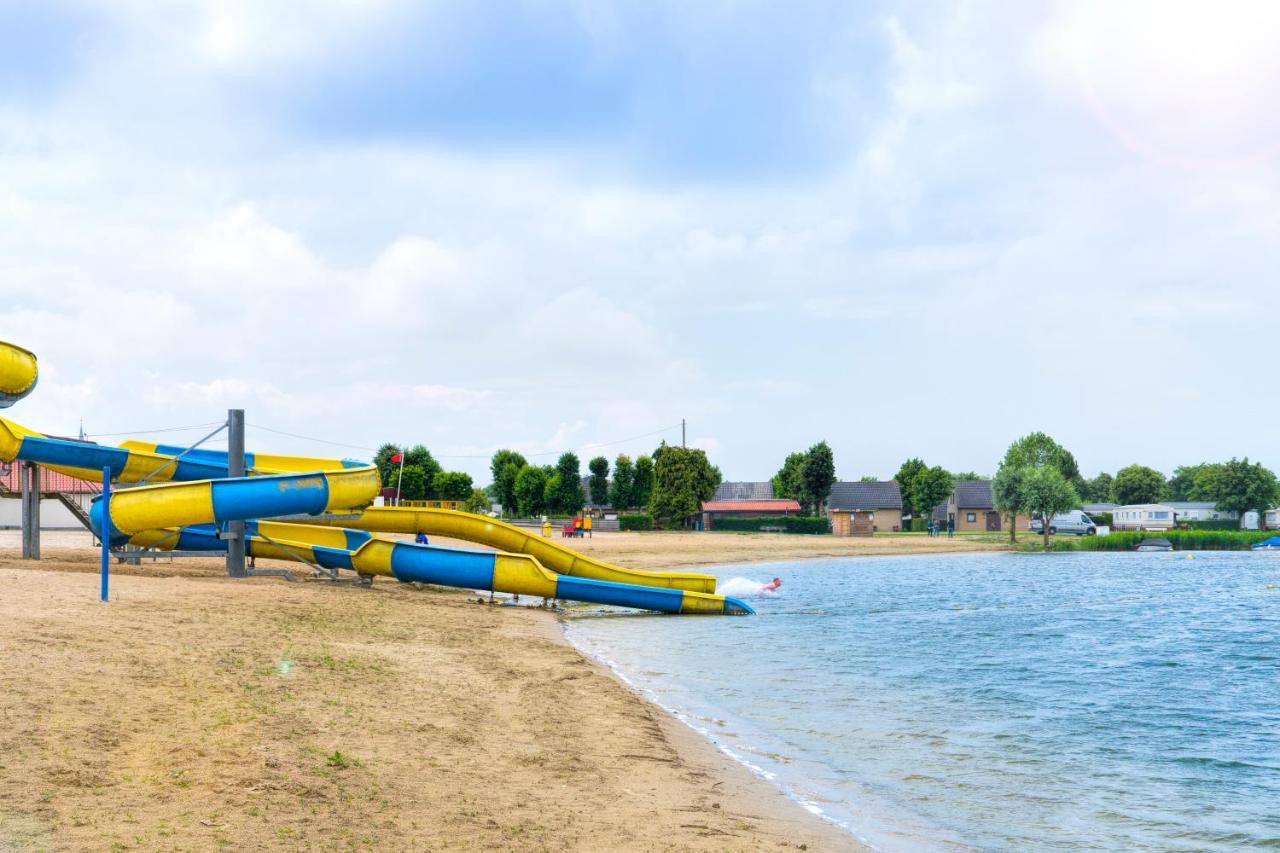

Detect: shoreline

[558,615,877,850]
[0,551,864,851]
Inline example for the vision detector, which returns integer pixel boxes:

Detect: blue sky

[2,0,1279,484]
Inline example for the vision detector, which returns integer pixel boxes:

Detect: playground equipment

[0,338,751,615]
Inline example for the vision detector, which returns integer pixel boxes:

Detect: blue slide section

[147,444,368,471]
[14,433,228,480]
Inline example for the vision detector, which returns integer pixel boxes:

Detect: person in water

[760,577,782,592]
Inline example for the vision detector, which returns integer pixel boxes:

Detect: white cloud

[1,1,1278,486]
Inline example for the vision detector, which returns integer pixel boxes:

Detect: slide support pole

[226,409,247,578]
[100,466,110,602]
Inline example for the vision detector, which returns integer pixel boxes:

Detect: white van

[1029,510,1097,536]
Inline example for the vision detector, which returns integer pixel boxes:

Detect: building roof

[701,499,800,513]
[1083,503,1117,512]
[1165,501,1221,510]
[953,480,994,509]
[712,481,775,501]
[932,502,948,521]
[827,480,902,511]
[0,464,99,494]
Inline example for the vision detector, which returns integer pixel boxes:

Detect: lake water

[563,551,1280,851]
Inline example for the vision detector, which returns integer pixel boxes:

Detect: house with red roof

[700,482,801,530]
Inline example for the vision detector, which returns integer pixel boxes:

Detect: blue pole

[100,465,110,603]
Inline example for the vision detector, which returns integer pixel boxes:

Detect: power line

[247,424,379,453]
[86,420,225,438]
[245,421,684,460]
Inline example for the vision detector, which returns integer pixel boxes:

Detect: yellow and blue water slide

[0,341,38,408]
[130,521,751,615]
[0,338,751,615]
[105,443,723,596]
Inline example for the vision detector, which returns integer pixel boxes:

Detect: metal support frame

[20,461,40,560]
[226,408,246,578]
[100,466,111,602]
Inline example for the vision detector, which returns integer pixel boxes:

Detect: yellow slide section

[0,340,38,407]
[298,506,718,594]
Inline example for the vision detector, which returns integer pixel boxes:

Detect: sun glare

[1057,0,1280,168]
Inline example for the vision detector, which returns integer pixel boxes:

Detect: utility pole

[226,409,246,577]
[682,419,686,448]
[20,461,39,560]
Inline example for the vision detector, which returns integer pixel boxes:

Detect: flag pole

[395,447,406,506]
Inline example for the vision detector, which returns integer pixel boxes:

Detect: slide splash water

[0,338,751,615]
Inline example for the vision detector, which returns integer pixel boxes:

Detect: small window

[966,512,977,523]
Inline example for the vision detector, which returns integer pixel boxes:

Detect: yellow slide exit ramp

[298,506,719,594]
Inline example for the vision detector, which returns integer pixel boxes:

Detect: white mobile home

[1166,502,1239,523]
[1112,504,1177,531]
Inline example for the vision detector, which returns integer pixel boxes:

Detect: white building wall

[0,496,86,529]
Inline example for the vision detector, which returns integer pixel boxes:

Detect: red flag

[390,453,403,463]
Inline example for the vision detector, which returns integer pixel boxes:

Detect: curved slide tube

[0,341,38,408]
[296,507,719,594]
[89,468,381,541]
[130,521,752,615]
[0,416,364,484]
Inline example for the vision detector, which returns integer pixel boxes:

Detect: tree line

[372,443,489,513]
[988,433,1280,547]
[488,443,719,528]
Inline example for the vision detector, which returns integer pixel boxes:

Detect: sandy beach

[0,530,900,851]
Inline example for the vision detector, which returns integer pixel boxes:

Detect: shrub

[711,516,830,534]
[1090,512,1113,528]
[1048,529,1275,551]
[909,517,929,533]
[619,513,654,531]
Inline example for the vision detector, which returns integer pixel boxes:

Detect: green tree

[1110,464,1166,505]
[463,487,491,514]
[992,465,1028,543]
[587,456,610,507]
[513,465,548,517]
[1021,466,1080,549]
[800,441,836,515]
[543,471,561,513]
[373,443,402,486]
[650,444,721,528]
[1085,472,1113,504]
[1196,458,1280,525]
[633,455,655,508]
[433,470,474,501]
[1168,463,1218,501]
[994,433,1079,542]
[859,475,880,482]
[404,445,442,498]
[490,449,527,517]
[772,452,806,503]
[395,464,427,502]
[893,458,927,517]
[552,453,584,513]
[950,471,987,481]
[612,455,636,509]
[910,466,954,528]
[1001,432,1079,480]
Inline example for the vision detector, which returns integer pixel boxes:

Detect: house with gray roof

[946,479,1029,532]
[827,480,903,536]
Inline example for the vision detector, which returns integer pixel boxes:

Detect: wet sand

[0,537,864,851]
